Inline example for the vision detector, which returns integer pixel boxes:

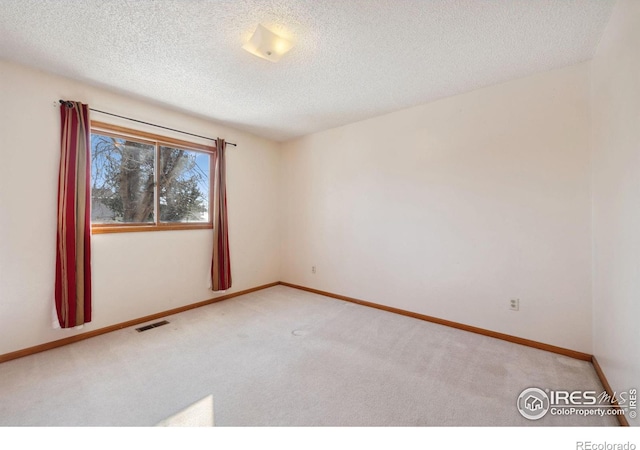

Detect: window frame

[90,121,215,234]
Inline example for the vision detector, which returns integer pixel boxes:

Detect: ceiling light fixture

[242,24,293,62]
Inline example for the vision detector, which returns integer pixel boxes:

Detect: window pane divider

[154,141,160,226]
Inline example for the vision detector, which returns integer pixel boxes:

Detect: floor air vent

[136,320,170,332]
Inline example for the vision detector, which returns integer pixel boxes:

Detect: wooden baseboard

[592,356,630,427]
[1,280,593,364]
[0,282,279,364]
[279,281,593,361]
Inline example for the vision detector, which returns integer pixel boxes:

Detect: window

[90,122,214,234]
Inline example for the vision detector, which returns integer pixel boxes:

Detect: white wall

[0,60,281,355]
[281,63,593,353]
[591,0,640,426]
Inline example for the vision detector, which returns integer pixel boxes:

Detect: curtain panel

[211,138,232,291]
[55,101,92,328]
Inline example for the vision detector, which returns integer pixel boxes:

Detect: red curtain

[211,138,232,291]
[55,101,92,328]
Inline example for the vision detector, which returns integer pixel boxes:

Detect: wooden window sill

[92,224,213,234]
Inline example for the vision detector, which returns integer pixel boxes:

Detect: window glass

[91,133,155,223]
[159,146,210,223]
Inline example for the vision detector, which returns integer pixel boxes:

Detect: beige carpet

[156,395,214,427]
[0,285,617,426]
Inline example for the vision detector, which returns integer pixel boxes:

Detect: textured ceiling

[0,0,615,141]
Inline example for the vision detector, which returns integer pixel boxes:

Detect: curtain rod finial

[58,99,74,108]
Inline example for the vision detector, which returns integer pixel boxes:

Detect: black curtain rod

[58,100,237,147]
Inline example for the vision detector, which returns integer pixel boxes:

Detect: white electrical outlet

[509,299,520,311]
[312,266,316,274]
